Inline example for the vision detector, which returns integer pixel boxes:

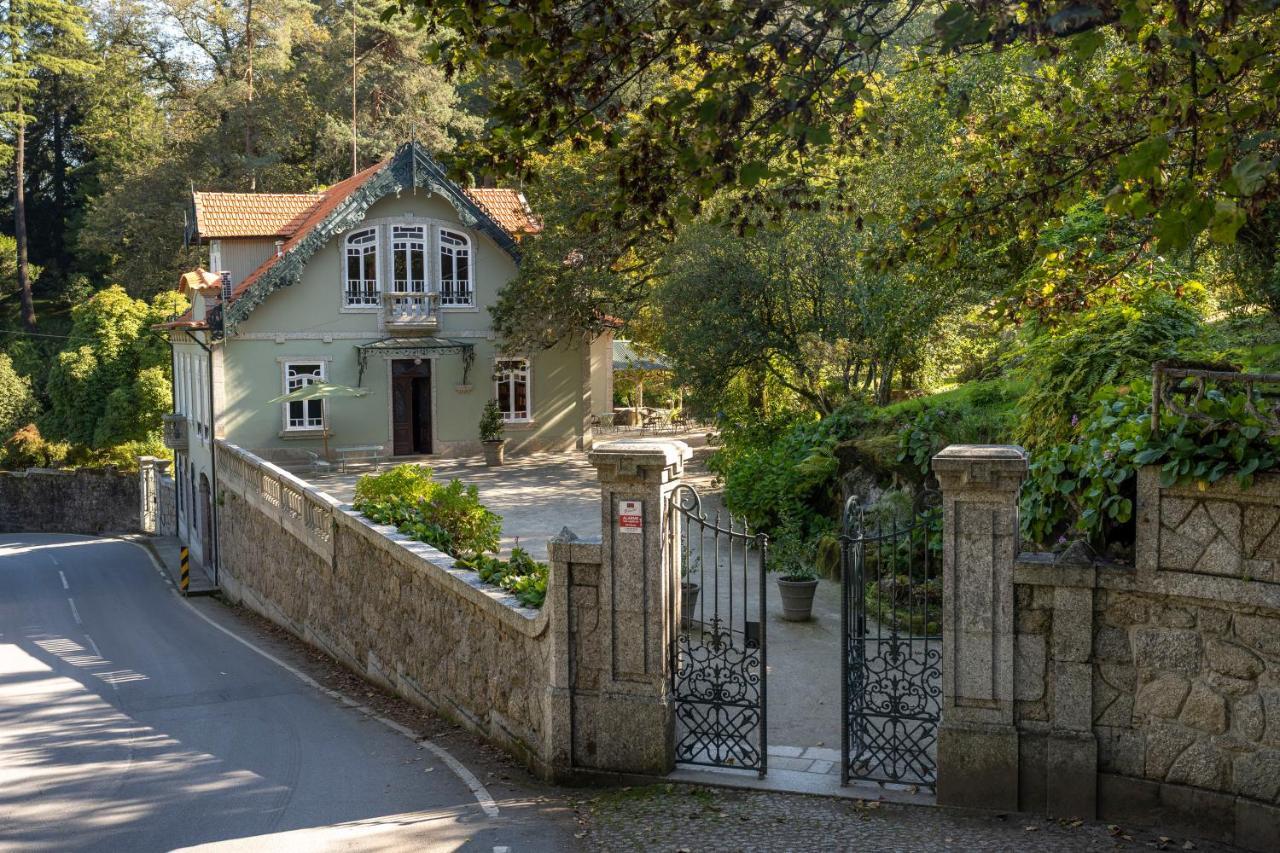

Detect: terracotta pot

[777,577,818,622]
[482,440,505,466]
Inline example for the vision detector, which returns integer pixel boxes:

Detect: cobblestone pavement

[577,784,1243,852]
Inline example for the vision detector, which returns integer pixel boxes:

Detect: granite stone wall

[999,467,1280,851]
[216,480,557,773]
[0,467,140,534]
[156,475,177,536]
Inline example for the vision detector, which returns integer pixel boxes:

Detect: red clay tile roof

[176,268,223,293]
[229,159,390,300]
[194,182,538,245]
[225,162,541,302]
[465,188,542,237]
[192,192,324,239]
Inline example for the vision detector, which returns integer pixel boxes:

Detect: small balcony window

[439,228,473,307]
[392,226,427,294]
[344,228,379,307]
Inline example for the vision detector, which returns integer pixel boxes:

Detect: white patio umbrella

[267,381,368,460]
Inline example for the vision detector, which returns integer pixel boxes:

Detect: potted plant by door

[773,530,819,622]
[479,400,506,466]
[680,555,701,628]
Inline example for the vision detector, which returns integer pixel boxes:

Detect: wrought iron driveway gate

[841,494,942,789]
[669,484,767,776]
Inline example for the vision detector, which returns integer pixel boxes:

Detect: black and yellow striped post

[179,547,190,595]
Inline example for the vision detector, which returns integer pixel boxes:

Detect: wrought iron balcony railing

[162,413,189,451]
[383,291,440,330]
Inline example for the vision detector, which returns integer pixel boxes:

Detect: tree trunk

[15,95,35,331]
[52,104,68,280]
[876,358,895,406]
[244,0,256,190]
[747,365,767,414]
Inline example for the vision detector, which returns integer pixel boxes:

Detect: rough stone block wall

[0,468,140,534]
[1007,468,1280,849]
[216,487,554,773]
[157,476,177,536]
[1092,588,1280,806]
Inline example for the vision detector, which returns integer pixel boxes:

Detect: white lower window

[284,362,325,430]
[494,359,530,422]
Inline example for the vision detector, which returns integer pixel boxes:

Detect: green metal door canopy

[355,337,476,385]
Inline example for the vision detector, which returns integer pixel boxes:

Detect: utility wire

[0,328,73,340]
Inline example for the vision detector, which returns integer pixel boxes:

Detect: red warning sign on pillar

[618,500,643,532]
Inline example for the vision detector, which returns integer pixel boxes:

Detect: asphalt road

[0,533,576,852]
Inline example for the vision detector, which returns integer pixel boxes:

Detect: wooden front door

[392,359,432,455]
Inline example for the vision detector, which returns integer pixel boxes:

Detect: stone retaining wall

[0,467,140,534]
[214,442,557,774]
[938,447,1280,852]
[157,475,177,536]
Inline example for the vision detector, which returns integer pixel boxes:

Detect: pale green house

[160,143,615,568]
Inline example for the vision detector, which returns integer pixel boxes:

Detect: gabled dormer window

[438,228,473,307]
[344,228,379,306]
[392,226,427,294]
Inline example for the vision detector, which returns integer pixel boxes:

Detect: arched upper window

[438,228,473,306]
[391,225,427,294]
[344,228,379,306]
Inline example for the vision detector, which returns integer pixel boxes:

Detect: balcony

[162,413,189,451]
[384,291,440,331]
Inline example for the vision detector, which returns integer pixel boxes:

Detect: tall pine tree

[0,0,91,329]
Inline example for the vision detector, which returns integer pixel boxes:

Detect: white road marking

[51,556,60,566]
[494,847,511,852]
[59,571,68,590]
[125,538,501,819]
[84,634,103,659]
[67,598,81,625]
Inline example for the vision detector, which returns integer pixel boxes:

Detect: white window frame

[494,358,531,423]
[177,353,187,416]
[391,225,428,294]
[208,240,222,276]
[438,227,474,307]
[343,228,380,308]
[282,361,326,431]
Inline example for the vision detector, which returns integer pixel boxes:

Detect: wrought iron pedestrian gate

[841,494,943,789]
[669,484,768,776]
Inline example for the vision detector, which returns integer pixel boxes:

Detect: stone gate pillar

[138,456,159,534]
[563,438,690,775]
[932,444,1027,810]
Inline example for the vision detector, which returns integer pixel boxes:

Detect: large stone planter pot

[482,440,505,466]
[680,581,700,628]
[777,577,818,622]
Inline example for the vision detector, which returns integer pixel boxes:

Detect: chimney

[220,271,232,302]
[274,240,284,258]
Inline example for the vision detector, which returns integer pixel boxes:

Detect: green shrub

[479,399,505,442]
[424,479,501,558]
[1019,379,1280,555]
[769,520,818,581]
[459,547,548,608]
[896,396,1015,475]
[71,436,171,471]
[1,424,70,469]
[353,463,437,506]
[1014,291,1202,449]
[713,403,870,538]
[0,353,38,442]
[354,465,507,587]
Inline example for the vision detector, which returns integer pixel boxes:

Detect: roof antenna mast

[351,0,358,177]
